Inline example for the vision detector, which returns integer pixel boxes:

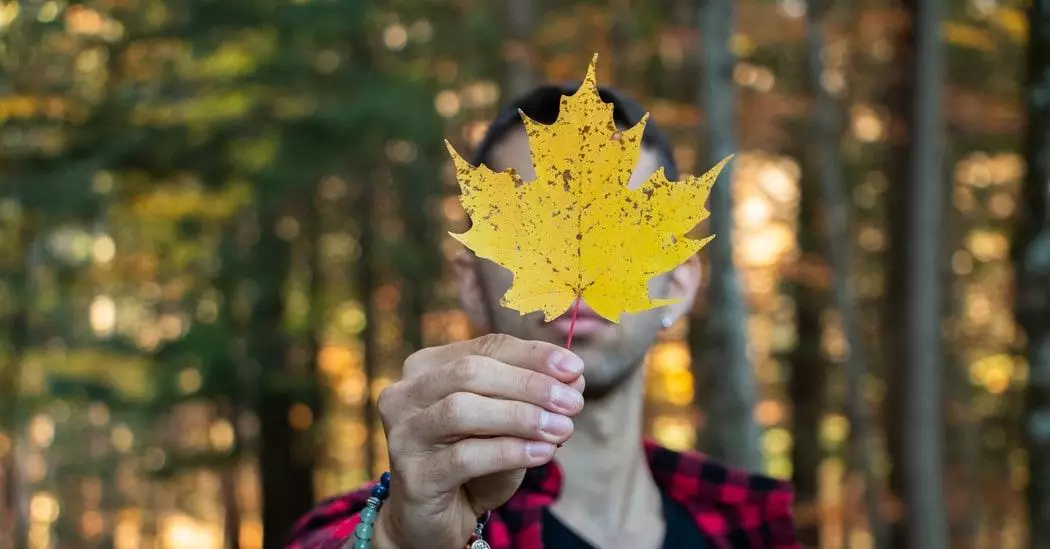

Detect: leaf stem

[565,295,582,349]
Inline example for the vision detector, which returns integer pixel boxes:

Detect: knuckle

[402,351,425,378]
[496,440,520,469]
[377,384,401,423]
[403,345,441,378]
[439,392,471,422]
[449,356,482,384]
[520,371,547,400]
[515,403,543,433]
[448,444,475,472]
[475,333,512,356]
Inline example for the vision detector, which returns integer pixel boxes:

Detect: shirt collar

[509,438,791,512]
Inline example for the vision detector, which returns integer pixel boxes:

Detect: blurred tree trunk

[609,0,632,87]
[803,0,886,546]
[886,0,950,546]
[1020,1,1050,545]
[253,208,317,549]
[788,123,827,547]
[358,177,379,478]
[217,213,257,549]
[791,2,832,545]
[396,160,443,355]
[219,410,242,549]
[884,2,912,546]
[690,0,762,471]
[0,218,29,549]
[504,0,536,97]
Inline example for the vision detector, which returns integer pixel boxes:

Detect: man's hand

[371,334,585,549]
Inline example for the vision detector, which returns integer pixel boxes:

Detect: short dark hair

[470,84,680,181]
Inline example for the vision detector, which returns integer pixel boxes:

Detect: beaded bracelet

[346,472,491,549]
[345,471,390,549]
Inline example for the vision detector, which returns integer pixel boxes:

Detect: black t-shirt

[540,492,709,548]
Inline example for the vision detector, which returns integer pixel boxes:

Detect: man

[287,84,798,549]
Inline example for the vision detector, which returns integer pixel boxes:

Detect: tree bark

[691,0,762,471]
[1020,1,1050,546]
[803,0,887,546]
[217,216,255,549]
[900,0,949,546]
[609,0,632,87]
[504,0,536,98]
[883,2,914,545]
[787,120,827,547]
[357,177,379,479]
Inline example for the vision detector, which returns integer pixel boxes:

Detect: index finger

[407,334,584,382]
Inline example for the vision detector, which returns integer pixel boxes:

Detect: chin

[574,349,641,395]
[580,368,636,399]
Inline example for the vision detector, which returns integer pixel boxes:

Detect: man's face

[454,127,702,399]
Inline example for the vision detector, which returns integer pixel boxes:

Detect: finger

[412,356,584,415]
[569,374,585,394]
[406,334,583,383]
[431,436,556,490]
[414,392,574,445]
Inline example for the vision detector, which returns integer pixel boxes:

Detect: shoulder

[645,440,794,505]
[644,441,799,547]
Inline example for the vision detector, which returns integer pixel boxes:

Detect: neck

[549,364,665,548]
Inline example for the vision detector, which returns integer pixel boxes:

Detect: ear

[452,250,490,331]
[662,254,702,325]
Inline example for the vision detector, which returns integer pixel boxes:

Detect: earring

[661,315,674,329]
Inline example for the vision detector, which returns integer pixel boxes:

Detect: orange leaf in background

[446,53,731,324]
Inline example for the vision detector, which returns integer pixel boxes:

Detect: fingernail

[540,412,573,437]
[549,350,584,375]
[551,385,584,412]
[527,441,555,458]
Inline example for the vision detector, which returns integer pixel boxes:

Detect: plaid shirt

[286,440,799,549]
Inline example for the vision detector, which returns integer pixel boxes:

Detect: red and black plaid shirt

[286,440,799,549]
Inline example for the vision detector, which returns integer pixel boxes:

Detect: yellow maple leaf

[447,53,730,323]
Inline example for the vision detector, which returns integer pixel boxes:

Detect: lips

[547,301,612,337]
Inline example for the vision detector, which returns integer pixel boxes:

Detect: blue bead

[354,522,374,540]
[359,507,377,523]
[371,483,389,500]
[353,539,369,549]
[380,471,391,485]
